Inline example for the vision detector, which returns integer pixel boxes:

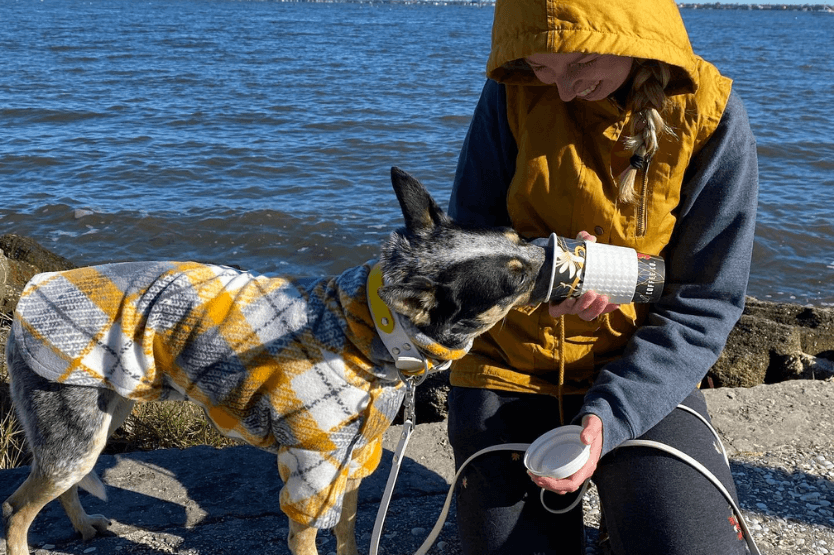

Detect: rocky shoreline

[2,234,834,554]
[4,232,831,421]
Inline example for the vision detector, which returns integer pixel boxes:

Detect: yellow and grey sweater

[12,260,417,528]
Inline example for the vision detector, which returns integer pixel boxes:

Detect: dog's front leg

[333,477,361,555]
[287,476,361,555]
[288,518,320,555]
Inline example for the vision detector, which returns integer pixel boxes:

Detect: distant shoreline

[678,3,833,10]
[290,0,834,10]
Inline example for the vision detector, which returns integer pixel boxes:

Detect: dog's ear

[378,277,438,326]
[390,167,450,234]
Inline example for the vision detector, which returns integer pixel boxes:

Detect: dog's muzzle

[529,233,665,305]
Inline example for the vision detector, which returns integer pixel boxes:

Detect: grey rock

[0,234,76,315]
[708,297,834,388]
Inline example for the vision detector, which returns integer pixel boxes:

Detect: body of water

[2,1,833,305]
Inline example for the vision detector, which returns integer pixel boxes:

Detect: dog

[2,167,547,555]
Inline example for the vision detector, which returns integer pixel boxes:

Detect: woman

[447,0,758,553]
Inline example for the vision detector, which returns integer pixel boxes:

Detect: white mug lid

[524,425,590,480]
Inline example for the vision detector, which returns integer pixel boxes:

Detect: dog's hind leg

[3,472,71,555]
[57,396,134,541]
[3,334,133,554]
[58,485,112,541]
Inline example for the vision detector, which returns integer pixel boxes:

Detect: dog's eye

[507,259,526,276]
[508,259,529,283]
[498,265,529,293]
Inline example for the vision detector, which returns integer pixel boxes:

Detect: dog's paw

[77,514,112,540]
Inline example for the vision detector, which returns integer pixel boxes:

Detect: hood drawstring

[601,312,623,338]
[556,315,566,425]
[555,312,622,426]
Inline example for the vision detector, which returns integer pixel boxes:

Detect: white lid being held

[524,425,590,480]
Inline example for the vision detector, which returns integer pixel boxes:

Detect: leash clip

[402,377,417,426]
[397,358,431,387]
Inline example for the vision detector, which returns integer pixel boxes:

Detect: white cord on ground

[411,443,532,555]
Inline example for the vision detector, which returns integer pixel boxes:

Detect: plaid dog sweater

[12,260,460,528]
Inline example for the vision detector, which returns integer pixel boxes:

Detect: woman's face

[526,53,634,102]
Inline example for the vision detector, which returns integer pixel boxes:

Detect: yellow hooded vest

[450,0,732,398]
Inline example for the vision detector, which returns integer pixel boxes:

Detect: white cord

[370,380,419,555]
[410,442,532,555]
[396,405,762,555]
[368,417,414,555]
[539,478,589,514]
[618,439,761,555]
[674,403,729,465]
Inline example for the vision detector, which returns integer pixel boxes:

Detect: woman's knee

[594,400,747,555]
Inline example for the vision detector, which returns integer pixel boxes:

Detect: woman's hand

[528,414,603,494]
[548,231,620,321]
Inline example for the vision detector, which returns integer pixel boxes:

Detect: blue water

[1,1,833,306]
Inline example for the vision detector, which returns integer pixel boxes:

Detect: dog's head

[378,167,546,352]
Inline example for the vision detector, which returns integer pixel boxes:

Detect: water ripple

[1,2,832,305]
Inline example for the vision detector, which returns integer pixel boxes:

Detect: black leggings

[447,387,749,555]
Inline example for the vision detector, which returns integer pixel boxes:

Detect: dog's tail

[78,472,107,501]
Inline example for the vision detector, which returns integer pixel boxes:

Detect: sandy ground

[2,379,833,555]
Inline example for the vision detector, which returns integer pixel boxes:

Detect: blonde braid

[616,60,675,204]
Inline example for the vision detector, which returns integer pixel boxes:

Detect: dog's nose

[528,237,555,305]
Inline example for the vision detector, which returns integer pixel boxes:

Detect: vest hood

[487,0,699,95]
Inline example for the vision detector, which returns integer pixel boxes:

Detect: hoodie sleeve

[448,79,517,227]
[580,90,759,456]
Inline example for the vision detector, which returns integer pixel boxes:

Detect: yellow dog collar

[366,263,451,376]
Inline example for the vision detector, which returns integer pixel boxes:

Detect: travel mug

[531,233,665,305]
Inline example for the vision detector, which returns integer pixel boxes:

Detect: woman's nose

[553,73,577,102]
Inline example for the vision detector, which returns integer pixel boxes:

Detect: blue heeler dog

[3,168,548,555]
